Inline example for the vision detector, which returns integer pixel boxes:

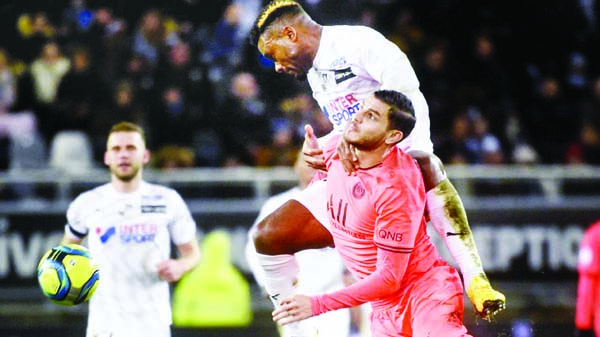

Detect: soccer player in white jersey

[246,153,355,337]
[61,121,200,337]
[247,1,504,335]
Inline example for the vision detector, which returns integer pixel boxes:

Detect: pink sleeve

[576,223,600,329]
[576,272,596,329]
[310,246,410,315]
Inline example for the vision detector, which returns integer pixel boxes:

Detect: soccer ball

[37,243,100,306]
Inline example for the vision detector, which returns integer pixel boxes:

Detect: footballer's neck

[355,145,389,169]
[112,175,142,193]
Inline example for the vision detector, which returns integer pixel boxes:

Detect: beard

[111,165,139,182]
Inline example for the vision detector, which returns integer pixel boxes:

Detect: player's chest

[85,199,171,243]
[326,175,376,235]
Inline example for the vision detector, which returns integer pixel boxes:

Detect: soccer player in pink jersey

[272,90,472,336]
[248,3,504,333]
[575,220,600,337]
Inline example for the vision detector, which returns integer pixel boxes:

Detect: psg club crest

[352,182,365,199]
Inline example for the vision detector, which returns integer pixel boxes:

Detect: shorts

[369,265,471,337]
[292,179,330,230]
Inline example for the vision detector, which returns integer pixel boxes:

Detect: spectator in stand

[567,77,600,165]
[385,7,426,56]
[466,110,505,165]
[460,31,513,146]
[567,123,600,165]
[0,49,17,169]
[16,12,57,64]
[526,76,579,163]
[0,49,16,113]
[147,84,204,151]
[29,41,70,144]
[435,113,477,164]
[152,145,196,170]
[202,3,245,105]
[123,53,159,116]
[155,41,215,123]
[55,46,110,136]
[216,71,272,166]
[417,40,457,145]
[132,9,180,68]
[87,7,129,83]
[86,79,147,163]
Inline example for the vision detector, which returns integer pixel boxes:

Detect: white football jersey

[66,181,197,337]
[307,25,433,153]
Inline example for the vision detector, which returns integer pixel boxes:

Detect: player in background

[248,2,504,334]
[273,90,473,336]
[575,220,600,337]
[245,153,357,337]
[61,121,201,337]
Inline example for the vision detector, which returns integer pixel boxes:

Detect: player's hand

[336,137,358,175]
[466,274,506,321]
[156,259,186,282]
[272,294,313,325]
[303,124,325,170]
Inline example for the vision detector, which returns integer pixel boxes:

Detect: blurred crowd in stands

[0,0,599,170]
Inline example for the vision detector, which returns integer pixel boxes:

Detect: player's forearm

[426,179,484,287]
[176,241,201,273]
[311,252,408,315]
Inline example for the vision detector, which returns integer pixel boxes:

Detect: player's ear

[103,151,109,166]
[143,149,151,164]
[386,130,403,145]
[282,26,297,41]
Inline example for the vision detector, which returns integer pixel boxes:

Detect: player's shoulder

[71,183,111,204]
[584,221,600,241]
[368,148,422,187]
[323,25,385,48]
[140,181,183,200]
[326,25,382,37]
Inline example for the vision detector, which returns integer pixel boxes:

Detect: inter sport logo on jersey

[322,94,361,127]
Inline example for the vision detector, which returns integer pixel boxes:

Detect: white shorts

[292,179,330,229]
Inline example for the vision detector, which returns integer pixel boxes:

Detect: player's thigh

[254,181,333,254]
[411,268,471,337]
[411,293,471,337]
[291,179,330,229]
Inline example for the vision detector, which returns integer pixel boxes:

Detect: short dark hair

[249,0,305,46]
[373,90,416,138]
[109,121,146,144]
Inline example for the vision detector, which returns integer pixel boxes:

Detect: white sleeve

[167,191,197,245]
[65,197,89,239]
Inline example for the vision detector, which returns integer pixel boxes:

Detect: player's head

[343,90,416,149]
[250,0,319,80]
[104,121,150,182]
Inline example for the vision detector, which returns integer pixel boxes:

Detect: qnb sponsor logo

[119,223,158,243]
[322,94,361,126]
[378,229,404,242]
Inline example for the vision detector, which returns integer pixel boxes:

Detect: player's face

[343,96,394,150]
[258,30,310,80]
[104,131,149,182]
